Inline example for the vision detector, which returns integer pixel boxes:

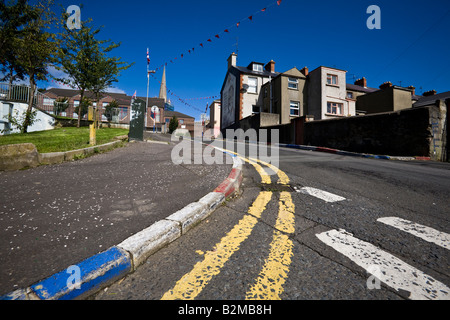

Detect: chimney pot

[354,77,367,88]
[407,86,416,96]
[300,67,309,76]
[379,81,393,90]
[265,60,275,73]
[423,90,437,97]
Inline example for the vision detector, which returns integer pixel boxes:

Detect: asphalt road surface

[94,141,450,302]
[0,140,231,296]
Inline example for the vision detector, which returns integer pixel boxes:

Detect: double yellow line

[161,150,295,300]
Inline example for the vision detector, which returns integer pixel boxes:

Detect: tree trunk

[77,90,84,128]
[22,78,36,134]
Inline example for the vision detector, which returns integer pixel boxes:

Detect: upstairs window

[288,77,298,90]
[290,101,300,116]
[327,102,343,115]
[253,64,263,72]
[248,77,258,94]
[327,74,338,85]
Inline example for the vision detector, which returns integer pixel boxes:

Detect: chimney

[227,52,237,69]
[354,77,367,88]
[300,67,309,76]
[265,60,275,73]
[379,81,392,90]
[407,86,416,96]
[423,90,437,97]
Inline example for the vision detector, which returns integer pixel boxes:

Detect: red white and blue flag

[147,48,150,65]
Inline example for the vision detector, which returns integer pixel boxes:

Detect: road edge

[277,143,432,161]
[1,146,243,300]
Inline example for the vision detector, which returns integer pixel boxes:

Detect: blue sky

[46,0,450,120]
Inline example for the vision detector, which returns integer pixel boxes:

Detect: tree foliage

[56,11,133,127]
[169,116,179,134]
[104,99,119,124]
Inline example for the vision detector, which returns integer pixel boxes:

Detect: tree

[104,99,119,126]
[55,15,101,127]
[56,12,133,127]
[53,96,69,116]
[11,0,58,133]
[169,116,178,134]
[90,50,132,113]
[0,0,36,86]
[73,97,90,121]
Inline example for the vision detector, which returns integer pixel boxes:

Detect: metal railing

[0,83,130,124]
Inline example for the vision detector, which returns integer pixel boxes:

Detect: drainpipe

[269,76,273,114]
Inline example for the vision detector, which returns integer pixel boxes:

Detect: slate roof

[233,65,279,78]
[164,110,195,119]
[414,91,450,107]
[346,83,378,94]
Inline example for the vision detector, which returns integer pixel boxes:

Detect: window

[179,119,184,124]
[290,101,300,117]
[43,98,55,106]
[253,64,263,72]
[347,92,354,99]
[252,105,260,115]
[327,74,338,85]
[248,77,258,94]
[288,77,298,90]
[327,102,343,115]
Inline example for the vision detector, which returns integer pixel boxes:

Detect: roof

[233,65,279,78]
[346,83,378,94]
[164,110,195,119]
[414,91,450,107]
[45,88,80,97]
[309,65,347,73]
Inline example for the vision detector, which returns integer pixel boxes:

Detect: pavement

[0,133,243,299]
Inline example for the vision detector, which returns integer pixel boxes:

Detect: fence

[0,83,127,124]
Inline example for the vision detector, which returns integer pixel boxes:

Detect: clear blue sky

[47,0,450,120]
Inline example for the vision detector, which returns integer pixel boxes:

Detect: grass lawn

[0,127,129,153]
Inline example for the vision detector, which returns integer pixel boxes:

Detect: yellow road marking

[256,158,290,186]
[246,191,295,300]
[219,148,286,185]
[162,144,296,300]
[161,191,273,300]
[246,158,271,185]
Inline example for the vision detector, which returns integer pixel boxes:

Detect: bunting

[154,0,283,72]
[149,73,217,114]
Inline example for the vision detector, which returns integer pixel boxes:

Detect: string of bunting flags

[149,72,214,114]
[153,0,282,72]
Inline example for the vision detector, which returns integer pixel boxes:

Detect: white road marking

[316,229,450,300]
[295,187,346,203]
[377,217,450,250]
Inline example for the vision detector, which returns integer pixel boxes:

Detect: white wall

[319,67,355,119]
[241,74,271,119]
[0,102,55,135]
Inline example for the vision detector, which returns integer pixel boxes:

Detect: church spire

[159,66,167,102]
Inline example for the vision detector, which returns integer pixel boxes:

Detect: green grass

[0,127,129,153]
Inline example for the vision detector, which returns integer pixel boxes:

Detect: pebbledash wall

[302,102,448,161]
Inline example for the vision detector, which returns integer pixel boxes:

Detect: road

[94,140,450,303]
[0,139,231,296]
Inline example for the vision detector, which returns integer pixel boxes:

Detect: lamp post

[146,69,155,129]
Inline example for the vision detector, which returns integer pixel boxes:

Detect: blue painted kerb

[29,246,131,300]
